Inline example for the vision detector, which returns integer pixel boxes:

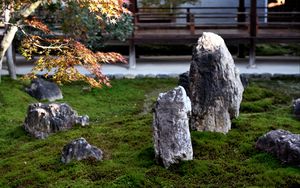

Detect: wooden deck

[127,0,300,68]
[133,28,300,44]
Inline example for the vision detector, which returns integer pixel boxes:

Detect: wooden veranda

[127,0,300,68]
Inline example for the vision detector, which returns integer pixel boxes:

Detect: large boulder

[61,137,103,164]
[189,32,244,133]
[256,129,300,167]
[292,98,300,120]
[25,78,63,101]
[23,103,89,139]
[153,86,193,168]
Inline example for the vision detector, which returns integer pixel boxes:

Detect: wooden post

[128,0,137,69]
[129,39,136,69]
[189,14,195,35]
[237,0,246,58]
[249,0,257,68]
[129,0,137,14]
[186,8,190,24]
[238,0,246,28]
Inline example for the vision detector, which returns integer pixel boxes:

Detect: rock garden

[0,33,300,187]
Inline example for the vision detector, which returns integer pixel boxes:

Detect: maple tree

[0,0,132,88]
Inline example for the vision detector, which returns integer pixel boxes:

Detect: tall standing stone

[153,86,193,168]
[189,32,244,133]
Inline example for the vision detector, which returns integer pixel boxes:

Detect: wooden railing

[134,6,300,32]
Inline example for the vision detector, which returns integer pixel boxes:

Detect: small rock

[156,74,169,79]
[114,74,124,79]
[25,78,63,101]
[169,74,179,78]
[136,74,145,79]
[256,129,300,167]
[153,86,193,168]
[23,103,89,139]
[178,71,190,97]
[82,86,92,93]
[240,74,249,88]
[61,137,103,164]
[145,74,156,78]
[293,98,300,119]
[124,74,136,79]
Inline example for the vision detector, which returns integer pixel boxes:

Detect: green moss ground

[0,77,300,187]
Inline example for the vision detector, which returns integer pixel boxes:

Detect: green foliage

[57,1,133,50]
[0,77,300,187]
[256,43,300,56]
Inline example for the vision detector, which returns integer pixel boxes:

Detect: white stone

[153,86,193,168]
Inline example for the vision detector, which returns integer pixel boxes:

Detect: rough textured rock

[25,78,63,101]
[256,129,300,167]
[292,98,300,119]
[153,86,193,168]
[61,137,103,164]
[240,74,249,88]
[189,32,244,133]
[23,103,89,139]
[178,71,190,97]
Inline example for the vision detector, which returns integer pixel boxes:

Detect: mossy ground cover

[0,77,300,187]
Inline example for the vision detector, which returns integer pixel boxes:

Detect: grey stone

[136,74,145,79]
[178,71,190,97]
[169,74,179,78]
[189,32,244,133]
[23,103,89,139]
[256,129,300,167]
[239,74,249,88]
[61,137,103,164]
[153,86,193,168]
[293,98,300,120]
[124,74,136,79]
[156,74,169,79]
[113,74,124,79]
[25,78,63,101]
[145,74,156,78]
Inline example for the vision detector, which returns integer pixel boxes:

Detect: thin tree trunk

[4,7,17,79]
[6,45,17,79]
[0,1,42,82]
[0,25,18,82]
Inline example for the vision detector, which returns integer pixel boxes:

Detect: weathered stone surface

[240,74,249,88]
[293,98,300,120]
[256,129,300,167]
[23,103,89,139]
[189,32,244,133]
[25,78,63,101]
[153,86,193,168]
[178,71,190,97]
[61,137,103,164]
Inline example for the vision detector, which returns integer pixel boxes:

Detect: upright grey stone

[23,103,89,139]
[61,137,103,164]
[292,98,300,120]
[189,32,244,133]
[153,86,193,168]
[25,78,63,101]
[256,129,300,167]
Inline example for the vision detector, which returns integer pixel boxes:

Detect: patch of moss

[0,77,300,187]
